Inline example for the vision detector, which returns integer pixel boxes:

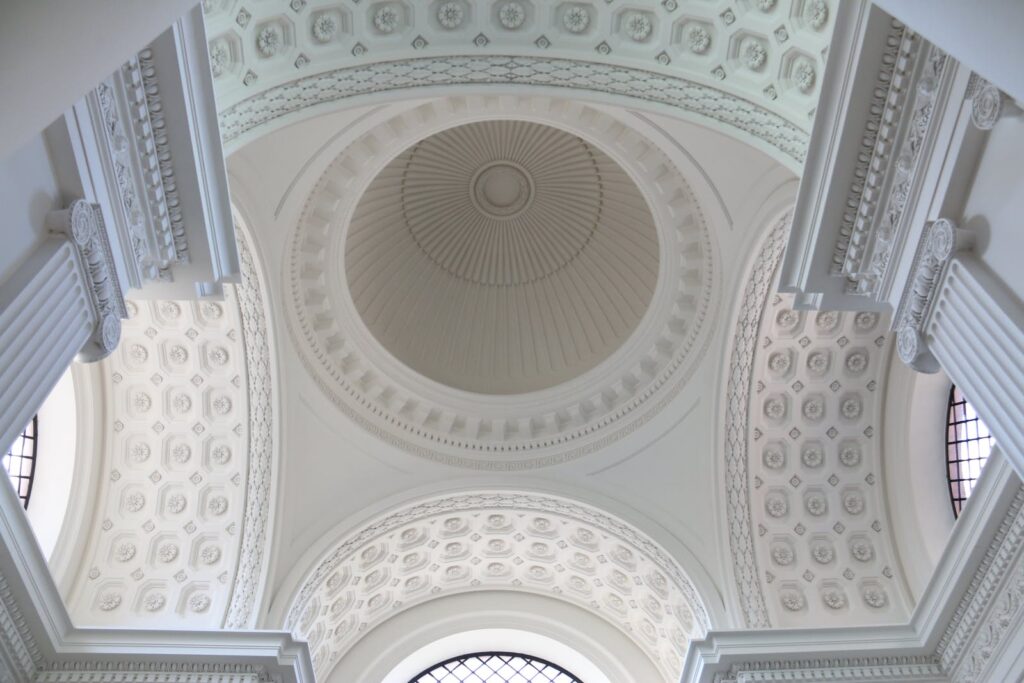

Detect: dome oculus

[345,120,660,395]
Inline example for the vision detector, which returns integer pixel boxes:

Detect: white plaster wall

[26,366,77,560]
[327,592,658,683]
[964,113,1024,308]
[0,0,196,160]
[875,0,1024,102]
[0,133,61,287]
[881,356,954,603]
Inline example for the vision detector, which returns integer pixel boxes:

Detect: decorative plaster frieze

[713,656,944,683]
[824,21,951,300]
[842,45,948,296]
[895,218,972,373]
[218,55,809,163]
[66,291,251,628]
[724,213,910,628]
[93,47,193,286]
[286,96,715,468]
[937,485,1024,680]
[224,232,274,630]
[0,573,44,682]
[207,0,834,162]
[48,200,127,362]
[723,215,789,629]
[35,665,268,683]
[284,492,710,682]
[131,49,190,266]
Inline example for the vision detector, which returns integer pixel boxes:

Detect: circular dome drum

[345,120,660,395]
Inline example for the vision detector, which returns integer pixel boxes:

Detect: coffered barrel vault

[283,492,711,682]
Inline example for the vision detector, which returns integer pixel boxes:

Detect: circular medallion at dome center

[345,120,660,395]
[471,161,535,218]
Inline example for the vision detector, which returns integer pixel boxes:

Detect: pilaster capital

[895,218,971,372]
[47,200,127,362]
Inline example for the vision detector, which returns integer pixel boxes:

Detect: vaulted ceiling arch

[205,0,842,167]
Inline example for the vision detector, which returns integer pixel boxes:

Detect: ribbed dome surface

[345,120,659,395]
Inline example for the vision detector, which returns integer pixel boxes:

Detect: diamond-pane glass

[409,652,583,683]
[946,386,994,518]
[3,416,38,509]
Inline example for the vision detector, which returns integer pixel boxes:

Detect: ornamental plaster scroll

[968,77,1021,131]
[66,291,252,628]
[287,95,716,469]
[206,0,833,163]
[824,22,950,299]
[724,214,911,628]
[283,492,710,683]
[93,49,192,287]
[47,201,127,363]
[894,218,973,373]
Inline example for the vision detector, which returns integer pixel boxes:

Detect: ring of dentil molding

[287,95,714,467]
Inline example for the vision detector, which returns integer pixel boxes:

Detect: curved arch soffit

[60,263,270,628]
[223,223,278,629]
[281,491,712,682]
[286,95,718,469]
[207,0,839,169]
[721,213,912,629]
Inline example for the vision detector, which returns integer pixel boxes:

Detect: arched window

[3,416,38,509]
[946,386,994,518]
[409,652,583,683]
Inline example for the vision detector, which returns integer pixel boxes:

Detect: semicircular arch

[277,490,713,682]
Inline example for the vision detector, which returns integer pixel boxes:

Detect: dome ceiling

[345,120,659,395]
[286,96,715,468]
